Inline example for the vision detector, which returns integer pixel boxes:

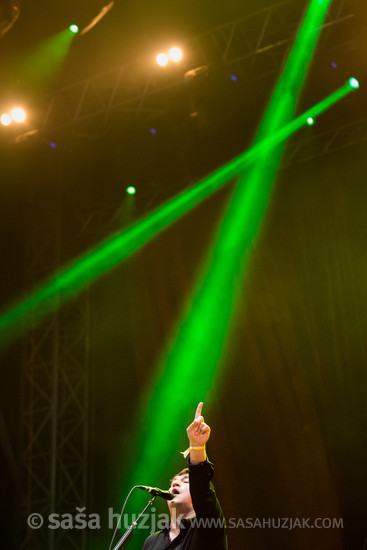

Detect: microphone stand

[112,495,156,550]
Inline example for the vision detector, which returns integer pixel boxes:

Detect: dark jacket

[142,459,228,549]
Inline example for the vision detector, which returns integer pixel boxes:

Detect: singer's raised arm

[142,403,228,550]
[185,402,210,465]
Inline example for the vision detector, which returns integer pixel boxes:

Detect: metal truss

[284,114,367,166]
[191,0,353,78]
[21,217,91,550]
[29,0,354,137]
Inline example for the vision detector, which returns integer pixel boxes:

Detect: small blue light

[150,128,157,135]
[49,142,57,148]
[331,62,337,69]
[230,74,237,82]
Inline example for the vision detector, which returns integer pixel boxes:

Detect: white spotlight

[11,107,26,123]
[169,47,183,62]
[156,53,168,67]
[1,113,12,126]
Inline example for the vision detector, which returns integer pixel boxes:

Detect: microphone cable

[108,485,140,550]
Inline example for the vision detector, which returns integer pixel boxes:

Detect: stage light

[230,74,238,82]
[307,117,314,125]
[50,142,57,149]
[10,107,26,123]
[331,62,337,69]
[168,47,182,62]
[69,24,79,34]
[349,77,359,89]
[1,113,11,126]
[156,53,168,67]
[126,186,136,195]
[149,128,157,135]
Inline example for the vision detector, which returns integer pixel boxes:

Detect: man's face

[168,473,192,510]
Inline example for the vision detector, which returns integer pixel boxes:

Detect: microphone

[136,485,174,501]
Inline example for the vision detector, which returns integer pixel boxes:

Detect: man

[142,402,228,549]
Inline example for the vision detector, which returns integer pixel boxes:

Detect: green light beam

[125,0,337,497]
[256,0,333,142]
[18,28,75,91]
[0,82,356,349]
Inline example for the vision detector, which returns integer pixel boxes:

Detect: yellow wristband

[180,446,205,459]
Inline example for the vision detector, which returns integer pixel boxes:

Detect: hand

[186,402,211,448]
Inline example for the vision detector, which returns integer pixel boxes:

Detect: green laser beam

[256,0,333,141]
[0,82,356,349]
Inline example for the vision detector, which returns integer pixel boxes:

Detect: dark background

[1,0,367,548]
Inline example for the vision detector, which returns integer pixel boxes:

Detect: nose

[171,479,181,491]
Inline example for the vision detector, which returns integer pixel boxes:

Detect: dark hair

[170,467,189,482]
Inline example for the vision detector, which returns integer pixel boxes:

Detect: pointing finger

[195,402,203,420]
